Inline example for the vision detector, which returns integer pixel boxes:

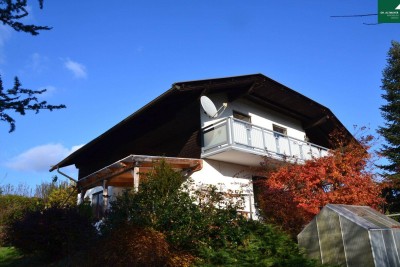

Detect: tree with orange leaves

[256,130,385,237]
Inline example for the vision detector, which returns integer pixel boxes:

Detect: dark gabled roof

[50,73,353,172]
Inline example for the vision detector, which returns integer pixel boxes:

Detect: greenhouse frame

[298,204,400,267]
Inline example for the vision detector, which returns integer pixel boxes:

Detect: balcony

[201,118,329,166]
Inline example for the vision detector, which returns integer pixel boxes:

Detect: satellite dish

[200,96,218,118]
[200,96,228,118]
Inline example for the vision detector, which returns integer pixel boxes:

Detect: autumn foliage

[256,130,385,237]
[84,226,176,267]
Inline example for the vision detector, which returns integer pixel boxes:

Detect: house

[50,73,352,219]
[298,204,400,267]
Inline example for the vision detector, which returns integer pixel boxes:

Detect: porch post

[103,180,109,214]
[131,167,140,192]
[79,189,86,205]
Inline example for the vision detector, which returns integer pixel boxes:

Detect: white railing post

[274,134,280,154]
[299,144,304,160]
[287,137,293,157]
[262,129,267,153]
[246,123,252,147]
[227,117,233,145]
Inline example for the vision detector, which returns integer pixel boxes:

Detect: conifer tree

[0,1,65,132]
[378,41,400,179]
[0,77,65,132]
[0,0,51,35]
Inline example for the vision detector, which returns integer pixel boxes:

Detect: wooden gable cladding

[76,155,203,191]
[74,91,202,179]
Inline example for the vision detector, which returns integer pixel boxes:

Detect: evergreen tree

[0,77,66,132]
[378,41,400,179]
[0,1,65,132]
[0,0,51,35]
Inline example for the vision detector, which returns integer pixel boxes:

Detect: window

[252,176,266,210]
[233,111,251,123]
[273,124,287,136]
[92,191,104,219]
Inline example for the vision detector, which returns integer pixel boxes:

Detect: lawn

[0,247,46,267]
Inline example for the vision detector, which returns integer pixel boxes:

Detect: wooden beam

[77,163,135,189]
[103,180,109,214]
[107,181,135,187]
[132,167,140,192]
[79,189,86,205]
[77,157,203,190]
[105,177,129,183]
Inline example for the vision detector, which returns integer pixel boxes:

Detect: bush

[197,220,319,267]
[75,225,197,267]
[34,179,78,207]
[84,226,172,267]
[0,195,43,225]
[6,205,97,261]
[0,195,43,246]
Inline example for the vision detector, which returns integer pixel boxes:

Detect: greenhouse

[298,204,400,267]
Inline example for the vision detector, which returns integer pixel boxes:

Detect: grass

[0,247,47,267]
[0,246,93,267]
[0,247,22,266]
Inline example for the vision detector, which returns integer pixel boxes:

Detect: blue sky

[0,1,399,189]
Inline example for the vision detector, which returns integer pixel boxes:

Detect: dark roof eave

[49,85,180,171]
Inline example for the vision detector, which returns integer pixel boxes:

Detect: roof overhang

[74,155,202,190]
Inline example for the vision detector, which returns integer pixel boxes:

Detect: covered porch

[76,155,203,217]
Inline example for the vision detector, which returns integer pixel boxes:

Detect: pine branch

[0,76,66,132]
[0,0,51,35]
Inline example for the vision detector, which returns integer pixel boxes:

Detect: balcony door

[273,124,290,155]
[233,111,251,123]
[232,111,252,146]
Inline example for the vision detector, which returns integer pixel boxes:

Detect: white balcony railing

[201,118,329,162]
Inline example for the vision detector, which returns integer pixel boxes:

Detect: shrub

[195,220,319,267]
[6,205,97,261]
[84,226,172,267]
[34,179,78,208]
[0,195,43,246]
[0,195,43,225]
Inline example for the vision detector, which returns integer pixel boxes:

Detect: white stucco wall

[77,185,124,205]
[190,159,258,219]
[77,186,102,204]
